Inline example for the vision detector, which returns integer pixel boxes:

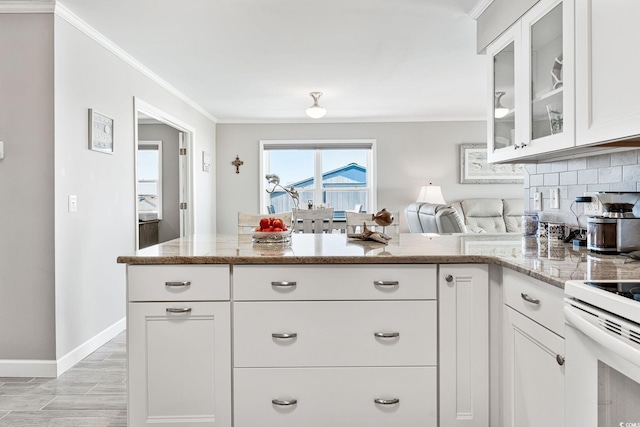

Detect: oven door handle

[564,305,640,368]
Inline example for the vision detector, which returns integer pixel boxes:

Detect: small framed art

[88,109,114,154]
[459,143,524,184]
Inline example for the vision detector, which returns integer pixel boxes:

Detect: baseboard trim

[56,317,126,376]
[0,318,126,378]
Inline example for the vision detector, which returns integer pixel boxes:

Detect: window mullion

[314,149,322,206]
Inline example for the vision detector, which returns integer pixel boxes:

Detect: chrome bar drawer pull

[521,293,540,305]
[272,333,298,339]
[166,307,192,314]
[374,398,400,405]
[165,281,191,287]
[271,281,297,287]
[373,280,399,287]
[374,332,400,338]
[272,398,297,406]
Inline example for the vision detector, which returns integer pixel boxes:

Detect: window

[260,140,376,216]
[137,141,163,219]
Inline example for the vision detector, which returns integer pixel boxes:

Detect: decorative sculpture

[372,208,394,227]
[347,223,391,244]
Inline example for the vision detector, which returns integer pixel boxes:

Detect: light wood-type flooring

[0,332,126,426]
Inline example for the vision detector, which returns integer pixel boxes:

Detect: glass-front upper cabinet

[487,0,574,163]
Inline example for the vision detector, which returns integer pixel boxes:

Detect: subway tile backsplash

[524,149,640,229]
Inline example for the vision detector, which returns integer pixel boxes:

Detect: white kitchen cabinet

[487,0,575,163]
[232,264,438,427]
[439,264,489,427]
[127,265,231,427]
[502,270,565,427]
[575,0,640,145]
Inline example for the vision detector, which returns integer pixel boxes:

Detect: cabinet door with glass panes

[487,22,521,163]
[487,0,575,163]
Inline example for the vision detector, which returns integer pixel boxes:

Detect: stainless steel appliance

[565,280,640,427]
[587,192,640,253]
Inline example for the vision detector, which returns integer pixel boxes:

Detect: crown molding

[468,0,494,20]
[54,3,216,123]
[0,1,217,122]
[216,115,487,125]
[0,0,55,13]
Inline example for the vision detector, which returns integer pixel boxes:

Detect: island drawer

[232,264,436,301]
[234,366,437,427]
[234,300,436,367]
[127,265,230,302]
[503,269,564,337]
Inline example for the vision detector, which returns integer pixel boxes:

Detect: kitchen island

[117,233,640,427]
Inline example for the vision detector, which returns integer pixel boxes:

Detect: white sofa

[450,198,523,233]
[405,198,523,234]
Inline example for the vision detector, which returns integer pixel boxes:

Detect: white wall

[216,122,524,233]
[138,123,181,243]
[52,15,217,361]
[0,13,56,360]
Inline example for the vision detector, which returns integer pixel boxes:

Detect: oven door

[565,299,640,427]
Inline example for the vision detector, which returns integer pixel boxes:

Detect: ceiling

[57,0,486,123]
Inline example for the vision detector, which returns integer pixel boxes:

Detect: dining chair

[345,211,400,236]
[266,205,275,214]
[237,211,292,234]
[293,208,334,233]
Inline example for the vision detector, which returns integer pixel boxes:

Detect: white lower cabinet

[232,264,438,426]
[126,266,232,427]
[439,264,490,427]
[234,367,437,427]
[502,270,565,427]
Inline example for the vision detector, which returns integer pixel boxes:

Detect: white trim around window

[259,139,377,215]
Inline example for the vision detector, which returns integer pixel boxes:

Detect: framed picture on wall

[459,143,523,184]
[88,109,114,154]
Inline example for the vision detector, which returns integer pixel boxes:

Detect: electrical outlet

[584,192,603,216]
[533,191,542,211]
[68,195,78,213]
[550,188,560,209]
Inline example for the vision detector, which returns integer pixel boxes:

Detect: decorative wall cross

[231,155,244,174]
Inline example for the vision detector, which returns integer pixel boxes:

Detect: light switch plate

[550,188,560,209]
[0,141,4,159]
[68,195,78,213]
[533,192,542,211]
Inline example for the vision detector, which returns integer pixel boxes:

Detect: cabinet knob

[374,332,400,339]
[271,281,297,288]
[521,293,540,305]
[272,398,297,406]
[165,307,192,314]
[165,281,191,287]
[556,354,565,365]
[374,398,400,405]
[373,280,399,287]
[272,333,297,339]
[445,274,454,282]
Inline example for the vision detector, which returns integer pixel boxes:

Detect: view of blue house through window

[261,140,376,217]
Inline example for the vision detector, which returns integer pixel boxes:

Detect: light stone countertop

[117,233,640,289]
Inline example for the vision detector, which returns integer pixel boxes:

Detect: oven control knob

[556,354,565,366]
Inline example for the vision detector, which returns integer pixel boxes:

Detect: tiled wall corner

[523,149,640,228]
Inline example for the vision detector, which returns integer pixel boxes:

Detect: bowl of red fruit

[252,217,292,243]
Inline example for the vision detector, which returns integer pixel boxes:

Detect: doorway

[134,97,194,249]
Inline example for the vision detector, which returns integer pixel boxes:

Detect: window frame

[137,140,163,220]
[259,139,377,215]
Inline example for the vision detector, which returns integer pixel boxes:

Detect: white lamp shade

[416,185,446,204]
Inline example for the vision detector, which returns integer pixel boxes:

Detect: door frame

[134,97,195,249]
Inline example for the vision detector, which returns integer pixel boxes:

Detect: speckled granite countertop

[117,233,640,288]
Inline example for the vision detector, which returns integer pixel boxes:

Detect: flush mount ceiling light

[305,92,326,119]
[494,91,509,119]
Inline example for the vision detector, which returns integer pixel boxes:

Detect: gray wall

[524,149,640,229]
[53,14,217,360]
[138,124,181,243]
[476,0,538,52]
[216,121,525,233]
[0,14,56,359]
